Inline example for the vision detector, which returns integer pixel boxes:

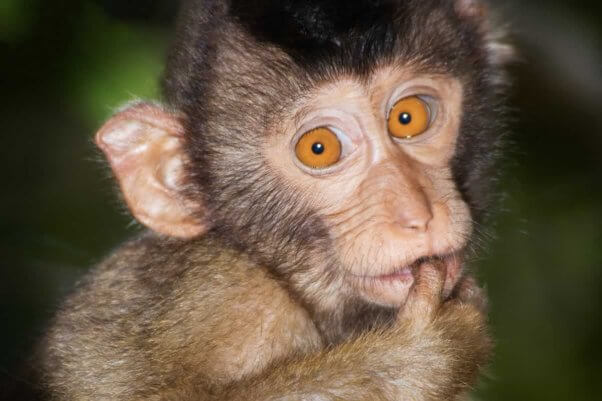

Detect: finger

[398,260,446,327]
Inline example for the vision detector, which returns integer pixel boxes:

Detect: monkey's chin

[351,255,463,308]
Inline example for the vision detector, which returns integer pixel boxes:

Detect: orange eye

[295,127,342,169]
[387,96,430,139]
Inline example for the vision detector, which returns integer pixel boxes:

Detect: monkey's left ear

[96,103,209,238]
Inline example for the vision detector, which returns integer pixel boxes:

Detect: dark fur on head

[163,0,512,342]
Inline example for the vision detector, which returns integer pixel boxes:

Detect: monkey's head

[96,0,513,339]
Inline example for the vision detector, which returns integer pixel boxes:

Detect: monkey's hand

[204,263,491,401]
[388,263,492,400]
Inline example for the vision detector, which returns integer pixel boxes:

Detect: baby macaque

[41,0,513,400]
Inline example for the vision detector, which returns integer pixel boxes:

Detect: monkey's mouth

[348,252,464,307]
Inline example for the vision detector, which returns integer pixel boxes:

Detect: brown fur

[41,233,490,400]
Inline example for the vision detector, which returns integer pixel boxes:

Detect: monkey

[39,0,514,400]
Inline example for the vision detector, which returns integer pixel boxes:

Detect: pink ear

[96,103,209,238]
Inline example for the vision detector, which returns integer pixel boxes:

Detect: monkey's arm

[233,310,487,401]
[158,269,491,401]
[41,238,488,401]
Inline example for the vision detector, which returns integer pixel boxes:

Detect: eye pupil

[399,112,412,125]
[311,142,325,155]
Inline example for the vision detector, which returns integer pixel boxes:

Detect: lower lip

[352,256,462,307]
[351,270,415,307]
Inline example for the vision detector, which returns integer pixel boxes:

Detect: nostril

[404,219,430,232]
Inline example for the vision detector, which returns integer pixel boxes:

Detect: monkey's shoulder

[43,233,322,392]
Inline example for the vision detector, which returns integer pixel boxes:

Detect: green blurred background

[0,0,600,399]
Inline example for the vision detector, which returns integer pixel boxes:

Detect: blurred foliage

[0,0,35,42]
[0,0,600,399]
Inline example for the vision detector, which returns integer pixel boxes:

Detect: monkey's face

[264,68,470,307]
[168,2,511,318]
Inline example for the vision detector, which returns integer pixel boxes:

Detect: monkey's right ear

[96,103,209,238]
